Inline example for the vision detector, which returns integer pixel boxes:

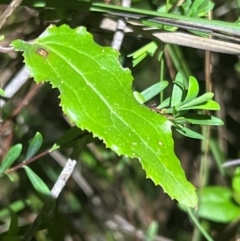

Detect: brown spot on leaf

[37,48,48,58]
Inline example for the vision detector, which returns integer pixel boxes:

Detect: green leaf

[0,200,30,219]
[12,24,197,207]
[198,186,240,223]
[132,52,147,67]
[183,76,199,104]
[179,100,220,111]
[157,50,164,61]
[157,3,173,13]
[175,125,204,139]
[23,166,50,197]
[26,132,43,160]
[158,97,170,109]
[188,0,209,17]
[193,0,215,17]
[50,126,90,151]
[171,73,184,107]
[140,81,169,103]
[0,88,5,96]
[146,221,159,241]
[128,41,159,67]
[33,1,46,7]
[128,41,158,59]
[178,92,214,109]
[232,167,240,205]
[133,91,145,104]
[175,114,224,125]
[71,132,94,160]
[173,72,185,89]
[141,19,163,29]
[177,92,214,109]
[7,213,18,237]
[0,144,22,174]
[174,110,188,118]
[172,118,188,125]
[142,19,177,31]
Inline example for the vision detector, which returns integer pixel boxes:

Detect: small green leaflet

[11,25,197,207]
[24,166,50,198]
[26,132,43,160]
[0,144,22,174]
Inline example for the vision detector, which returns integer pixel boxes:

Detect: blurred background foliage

[0,0,240,240]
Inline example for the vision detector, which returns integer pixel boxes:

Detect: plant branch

[222,159,240,167]
[92,3,240,37]
[5,149,49,174]
[50,151,94,197]
[11,83,43,117]
[0,81,42,158]
[111,0,131,50]
[0,46,15,53]
[0,0,23,29]
[0,0,23,52]
[100,18,240,54]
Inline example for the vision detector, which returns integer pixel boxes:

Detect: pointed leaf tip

[0,144,22,174]
[184,76,199,104]
[26,132,43,160]
[24,166,50,197]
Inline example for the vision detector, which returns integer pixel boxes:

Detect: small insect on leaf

[37,48,49,58]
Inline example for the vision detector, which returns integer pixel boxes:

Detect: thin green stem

[166,0,169,13]
[160,58,164,103]
[187,207,214,241]
[166,44,191,85]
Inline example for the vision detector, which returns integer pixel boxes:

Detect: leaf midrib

[33,39,193,202]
